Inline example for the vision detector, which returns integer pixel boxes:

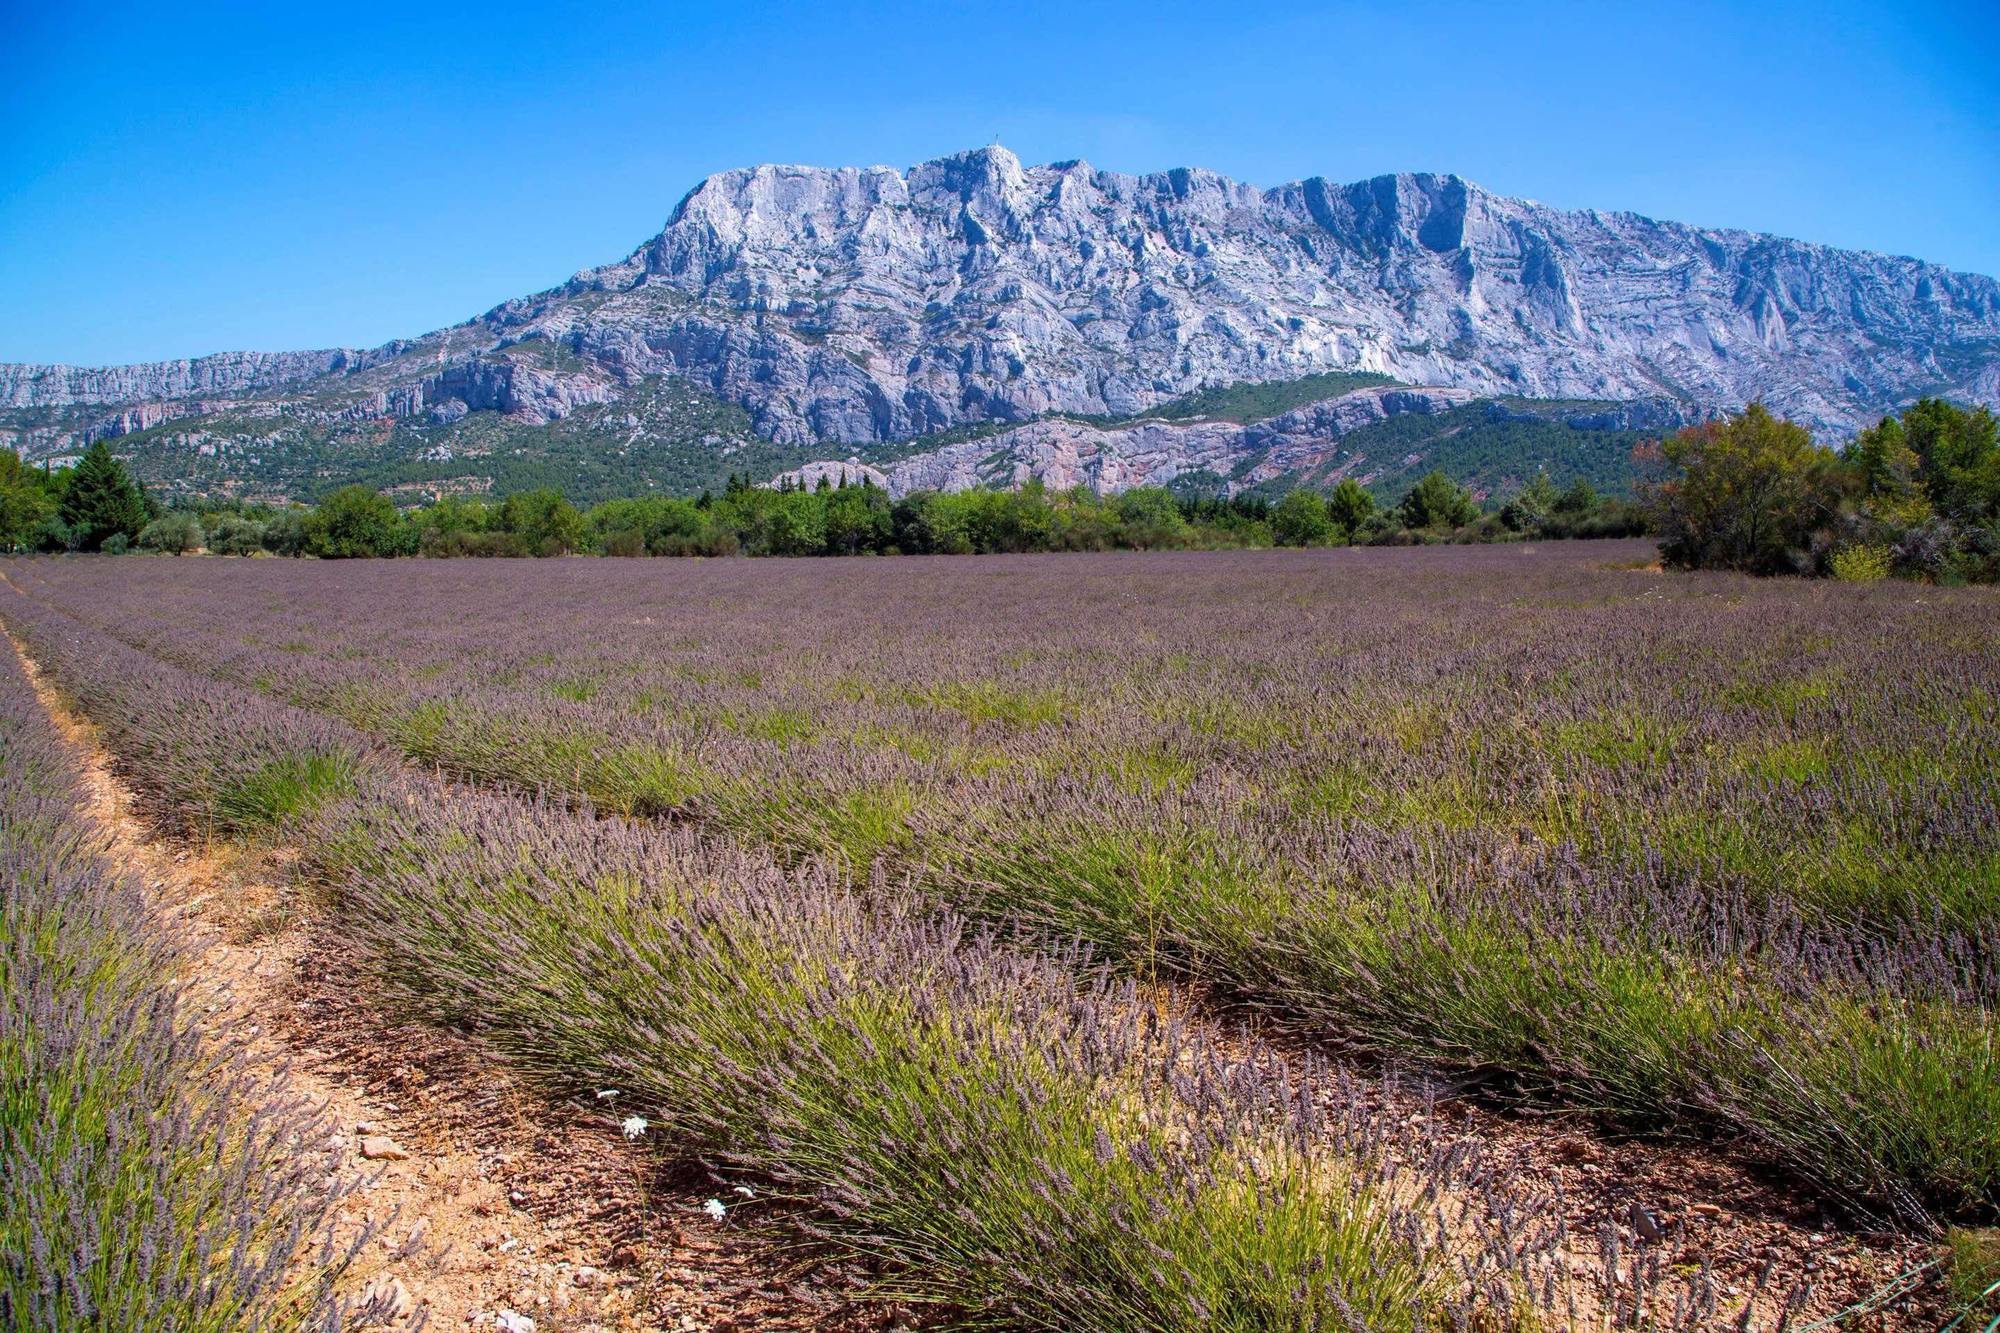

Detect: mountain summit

[5,147,1996,499]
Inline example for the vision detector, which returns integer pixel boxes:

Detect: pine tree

[1327,478,1378,536]
[58,442,148,551]
[1396,469,1478,530]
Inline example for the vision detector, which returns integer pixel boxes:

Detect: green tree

[32,516,76,553]
[891,492,974,554]
[1650,404,1838,574]
[1396,469,1478,530]
[763,490,829,556]
[304,486,405,559]
[137,512,203,555]
[415,494,493,539]
[988,484,1061,552]
[1499,471,1561,532]
[1899,398,1999,525]
[1051,486,1119,552]
[1111,486,1190,549]
[208,514,268,555]
[57,442,147,551]
[1270,489,1334,546]
[0,450,55,552]
[263,509,308,556]
[1326,478,1378,537]
[496,488,584,556]
[1555,478,1598,517]
[1846,415,1922,503]
[822,482,891,555]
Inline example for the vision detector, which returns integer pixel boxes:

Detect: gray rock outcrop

[826,386,1522,496]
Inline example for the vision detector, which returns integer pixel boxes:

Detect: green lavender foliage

[0,648,352,1330]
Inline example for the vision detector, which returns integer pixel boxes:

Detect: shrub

[495,488,584,556]
[1947,1228,2000,1316]
[30,516,75,553]
[1269,489,1334,546]
[303,486,405,558]
[208,514,267,556]
[137,512,203,555]
[0,586,1638,1328]
[419,528,528,558]
[15,544,1999,1233]
[211,750,357,834]
[1651,405,1841,574]
[262,509,308,556]
[1829,543,1893,583]
[0,649,356,1327]
[601,527,647,557]
[1110,486,1191,548]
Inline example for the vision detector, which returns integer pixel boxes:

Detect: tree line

[6,395,1992,583]
[0,443,1639,560]
[1647,397,1998,583]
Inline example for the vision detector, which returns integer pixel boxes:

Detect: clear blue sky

[3,0,1995,367]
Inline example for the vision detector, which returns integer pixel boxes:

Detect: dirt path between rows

[11,635,911,1333]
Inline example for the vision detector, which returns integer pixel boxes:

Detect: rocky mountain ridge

[4,146,1995,500]
[0,348,377,409]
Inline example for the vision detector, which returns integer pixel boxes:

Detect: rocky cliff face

[509,146,1999,443]
[0,348,383,408]
[4,146,1995,497]
[875,387,1481,496]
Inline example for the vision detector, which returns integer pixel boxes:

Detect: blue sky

[3,0,1995,366]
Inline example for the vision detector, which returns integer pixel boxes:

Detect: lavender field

[3,538,1997,1326]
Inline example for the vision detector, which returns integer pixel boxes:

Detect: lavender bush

[0,644,357,1329]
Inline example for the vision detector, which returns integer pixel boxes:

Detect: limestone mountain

[4,146,1994,502]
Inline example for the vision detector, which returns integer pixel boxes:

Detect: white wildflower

[732,1185,754,1199]
[595,1088,619,1101]
[620,1115,648,1140]
[702,1198,727,1222]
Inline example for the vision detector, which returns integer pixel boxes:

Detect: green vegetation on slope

[1134,369,1400,423]
[20,358,1678,512]
[69,372,806,507]
[1251,399,1661,502]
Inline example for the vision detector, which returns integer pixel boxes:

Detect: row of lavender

[44,544,1993,926]
[0,570,1739,1329]
[0,635,357,1327]
[10,547,1991,1225]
